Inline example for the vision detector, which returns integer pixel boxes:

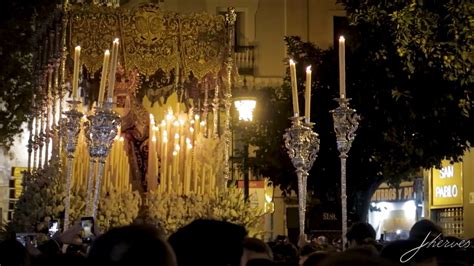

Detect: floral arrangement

[145,187,265,237]
[6,160,141,233]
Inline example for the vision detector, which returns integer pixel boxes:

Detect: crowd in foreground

[1,218,474,266]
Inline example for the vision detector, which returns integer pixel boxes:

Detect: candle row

[289,35,347,120]
[71,118,132,194]
[147,108,218,195]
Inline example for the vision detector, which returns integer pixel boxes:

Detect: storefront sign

[431,161,463,207]
[371,184,414,202]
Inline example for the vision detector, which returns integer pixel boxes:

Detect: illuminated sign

[431,161,463,207]
[371,183,414,202]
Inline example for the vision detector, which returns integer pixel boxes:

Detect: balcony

[235,45,255,76]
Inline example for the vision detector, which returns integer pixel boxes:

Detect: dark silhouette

[88,224,176,266]
[0,239,31,266]
[168,219,247,266]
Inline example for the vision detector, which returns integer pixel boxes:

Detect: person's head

[320,251,389,266]
[302,251,329,266]
[242,237,273,261]
[346,222,376,248]
[0,239,31,266]
[88,224,176,266]
[409,219,442,241]
[168,219,247,266]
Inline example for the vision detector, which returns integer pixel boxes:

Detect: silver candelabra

[84,100,120,218]
[61,100,83,231]
[331,98,360,250]
[284,116,320,237]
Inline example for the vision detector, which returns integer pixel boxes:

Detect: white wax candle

[98,50,110,105]
[305,66,312,123]
[339,36,346,98]
[289,59,299,116]
[72,46,81,99]
[107,38,120,100]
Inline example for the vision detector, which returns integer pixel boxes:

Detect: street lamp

[234,95,256,201]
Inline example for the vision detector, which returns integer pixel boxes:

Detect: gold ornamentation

[69,5,120,75]
[68,3,228,80]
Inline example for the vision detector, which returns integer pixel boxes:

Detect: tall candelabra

[61,100,83,231]
[331,98,360,250]
[284,117,320,237]
[84,100,120,218]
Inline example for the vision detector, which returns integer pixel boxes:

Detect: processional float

[26,0,237,229]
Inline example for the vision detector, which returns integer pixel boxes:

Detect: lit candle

[339,36,346,98]
[72,46,81,99]
[289,59,299,116]
[107,38,120,100]
[305,66,312,123]
[98,50,110,105]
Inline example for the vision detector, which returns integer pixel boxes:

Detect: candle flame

[185,138,191,144]
[174,133,179,139]
[200,121,206,126]
[179,119,185,126]
[175,144,181,151]
[194,114,200,120]
[173,121,180,127]
[190,127,194,133]
[163,137,168,143]
[152,126,159,131]
[187,144,193,149]
[306,66,312,72]
[339,36,345,42]
[289,59,295,65]
[172,151,177,156]
[113,38,119,44]
[152,136,157,142]
[119,136,124,142]
[75,45,81,52]
[105,49,110,55]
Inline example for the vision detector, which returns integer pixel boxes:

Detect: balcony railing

[234,45,255,76]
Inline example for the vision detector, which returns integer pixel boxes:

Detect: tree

[238,0,473,221]
[0,0,57,148]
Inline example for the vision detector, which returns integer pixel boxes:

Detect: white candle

[339,36,346,99]
[72,46,81,99]
[305,66,312,123]
[98,50,110,105]
[107,38,120,100]
[289,59,299,116]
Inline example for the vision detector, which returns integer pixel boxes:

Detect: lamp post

[234,97,256,201]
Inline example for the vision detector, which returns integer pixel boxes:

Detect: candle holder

[283,116,320,237]
[60,99,83,231]
[330,98,360,250]
[84,99,120,218]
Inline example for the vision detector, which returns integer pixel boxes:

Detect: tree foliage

[237,0,473,220]
[0,0,58,148]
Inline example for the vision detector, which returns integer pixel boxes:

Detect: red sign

[236,180,264,188]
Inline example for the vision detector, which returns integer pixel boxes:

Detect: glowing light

[174,133,179,139]
[152,136,157,142]
[234,99,257,121]
[172,151,177,156]
[200,121,206,126]
[190,127,194,133]
[175,144,181,151]
[194,114,200,120]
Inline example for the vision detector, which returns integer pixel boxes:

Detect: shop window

[432,207,464,237]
